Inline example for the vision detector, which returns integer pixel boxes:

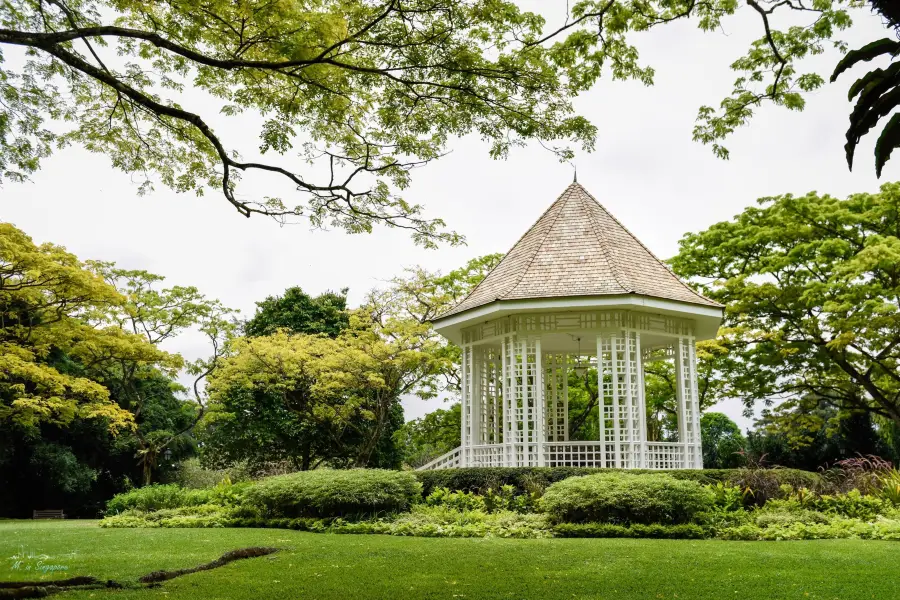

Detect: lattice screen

[543,354,568,442]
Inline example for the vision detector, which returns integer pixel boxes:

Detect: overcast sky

[2,4,894,432]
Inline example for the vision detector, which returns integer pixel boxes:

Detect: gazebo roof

[437,182,721,321]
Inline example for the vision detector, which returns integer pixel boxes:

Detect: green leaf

[831,38,900,83]
[874,113,900,177]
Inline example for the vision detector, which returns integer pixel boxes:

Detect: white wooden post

[689,335,703,468]
[611,333,622,468]
[596,335,606,467]
[674,338,689,468]
[636,332,648,469]
[624,330,634,468]
[470,347,481,451]
[535,339,545,466]
[562,354,569,442]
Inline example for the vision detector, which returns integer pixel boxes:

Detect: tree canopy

[245,287,349,338]
[672,182,900,443]
[0,223,156,432]
[3,0,897,247]
[0,221,232,514]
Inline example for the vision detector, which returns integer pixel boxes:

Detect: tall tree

[201,331,377,471]
[671,182,900,442]
[0,222,224,513]
[87,264,237,484]
[2,0,897,212]
[245,287,349,338]
[0,223,148,432]
[0,1,613,245]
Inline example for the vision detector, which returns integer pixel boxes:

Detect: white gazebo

[419,183,723,471]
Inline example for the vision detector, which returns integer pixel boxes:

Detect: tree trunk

[301,442,311,471]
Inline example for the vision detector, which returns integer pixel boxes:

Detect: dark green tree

[700,412,747,469]
[394,403,461,468]
[245,287,350,338]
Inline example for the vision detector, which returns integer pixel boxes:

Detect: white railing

[417,446,461,471]
[417,442,693,470]
[543,441,614,468]
[469,444,506,467]
[645,442,687,470]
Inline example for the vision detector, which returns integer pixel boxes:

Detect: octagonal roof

[438,183,721,321]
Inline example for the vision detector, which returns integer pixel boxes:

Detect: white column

[611,333,622,468]
[562,354,569,442]
[624,330,635,468]
[636,332,648,469]
[492,359,500,444]
[535,339,545,466]
[689,336,703,468]
[596,335,606,467]
[502,336,512,466]
[674,338,689,468]
[470,346,481,451]
[548,353,557,442]
[460,344,469,467]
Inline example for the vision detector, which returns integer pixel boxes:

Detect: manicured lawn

[1,520,898,599]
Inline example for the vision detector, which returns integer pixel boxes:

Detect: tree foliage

[699,412,746,469]
[672,182,900,440]
[366,253,502,392]
[0,222,152,432]
[394,402,461,467]
[0,221,231,514]
[245,287,349,338]
[3,0,893,244]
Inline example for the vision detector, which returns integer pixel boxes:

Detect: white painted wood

[430,310,705,472]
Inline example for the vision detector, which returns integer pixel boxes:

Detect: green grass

[1,520,899,599]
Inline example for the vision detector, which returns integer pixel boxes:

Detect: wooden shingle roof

[439,183,721,319]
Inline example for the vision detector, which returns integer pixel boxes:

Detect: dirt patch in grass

[0,548,278,598]
[139,547,278,584]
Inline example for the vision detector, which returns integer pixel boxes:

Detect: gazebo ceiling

[432,182,724,342]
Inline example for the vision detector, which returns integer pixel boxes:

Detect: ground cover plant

[3,520,900,600]
[97,464,900,541]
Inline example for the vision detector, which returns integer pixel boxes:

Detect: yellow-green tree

[0,222,160,432]
[202,310,445,470]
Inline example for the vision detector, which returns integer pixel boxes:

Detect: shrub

[424,488,486,512]
[821,455,893,495]
[808,490,889,520]
[539,472,714,525]
[553,522,708,539]
[170,458,252,489]
[725,468,825,505]
[415,467,820,501]
[106,484,213,514]
[416,467,600,497]
[753,509,830,529]
[875,469,900,505]
[243,469,421,519]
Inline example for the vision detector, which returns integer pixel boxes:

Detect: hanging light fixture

[571,335,590,376]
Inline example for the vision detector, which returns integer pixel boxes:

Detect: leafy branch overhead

[0,1,897,244]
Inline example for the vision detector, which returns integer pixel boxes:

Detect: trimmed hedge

[243,469,421,519]
[415,467,823,501]
[539,472,715,525]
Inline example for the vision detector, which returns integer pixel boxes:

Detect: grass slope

[1,520,898,599]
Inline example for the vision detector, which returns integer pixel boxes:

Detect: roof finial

[572,165,578,184]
